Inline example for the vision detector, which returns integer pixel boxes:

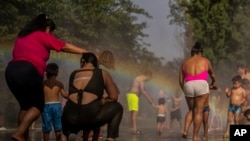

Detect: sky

[132,0,184,62]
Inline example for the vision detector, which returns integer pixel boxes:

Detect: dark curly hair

[158,97,165,105]
[46,63,59,79]
[81,52,99,68]
[18,14,56,37]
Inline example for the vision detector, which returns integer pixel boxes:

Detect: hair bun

[194,42,201,48]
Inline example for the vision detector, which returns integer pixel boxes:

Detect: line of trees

[168,0,250,86]
[0,0,166,73]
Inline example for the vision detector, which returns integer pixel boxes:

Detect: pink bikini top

[183,60,209,81]
[184,70,208,82]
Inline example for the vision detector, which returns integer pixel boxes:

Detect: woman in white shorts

[179,42,217,141]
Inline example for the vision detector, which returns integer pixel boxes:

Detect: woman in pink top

[5,14,87,141]
[179,42,216,141]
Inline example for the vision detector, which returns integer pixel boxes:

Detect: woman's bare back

[183,56,208,75]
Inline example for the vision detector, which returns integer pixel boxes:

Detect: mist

[0,0,239,136]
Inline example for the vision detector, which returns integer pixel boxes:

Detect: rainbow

[1,43,229,124]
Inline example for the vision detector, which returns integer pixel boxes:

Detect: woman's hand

[101,97,116,104]
[209,83,217,90]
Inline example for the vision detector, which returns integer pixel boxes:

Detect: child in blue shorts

[42,63,68,141]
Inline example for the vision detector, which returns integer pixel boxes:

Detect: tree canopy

[168,0,250,85]
[0,0,165,73]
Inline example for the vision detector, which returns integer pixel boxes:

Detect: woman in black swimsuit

[62,52,123,141]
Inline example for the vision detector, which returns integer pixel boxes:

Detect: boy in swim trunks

[151,97,167,135]
[223,75,246,138]
[42,63,68,141]
[126,70,153,134]
[169,89,183,133]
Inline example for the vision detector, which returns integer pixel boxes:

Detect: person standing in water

[42,63,68,141]
[126,70,153,134]
[151,97,167,135]
[208,88,223,131]
[169,89,183,133]
[5,14,88,141]
[179,42,217,141]
[237,64,250,81]
[223,75,246,138]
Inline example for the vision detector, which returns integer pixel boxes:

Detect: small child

[223,75,246,138]
[169,89,183,133]
[42,63,68,141]
[151,97,167,135]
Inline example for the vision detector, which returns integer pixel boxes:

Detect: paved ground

[0,126,229,141]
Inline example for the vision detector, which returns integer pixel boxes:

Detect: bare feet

[182,133,187,139]
[202,136,208,141]
[157,130,162,136]
[106,138,116,141]
[129,128,143,134]
[11,134,25,141]
[193,136,201,141]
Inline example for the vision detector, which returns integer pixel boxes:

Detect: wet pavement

[0,126,229,141]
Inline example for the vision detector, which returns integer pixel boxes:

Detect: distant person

[202,99,210,141]
[5,14,88,141]
[151,97,167,135]
[42,63,68,141]
[237,64,250,81]
[239,78,250,124]
[223,75,246,138]
[208,88,223,131]
[242,78,250,123]
[179,42,217,141]
[126,71,153,134]
[169,89,183,133]
[62,53,123,141]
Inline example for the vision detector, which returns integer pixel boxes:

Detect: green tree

[168,0,250,85]
[0,0,164,72]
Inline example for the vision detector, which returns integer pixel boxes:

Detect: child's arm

[240,89,247,105]
[151,102,158,109]
[60,88,68,99]
[171,104,181,111]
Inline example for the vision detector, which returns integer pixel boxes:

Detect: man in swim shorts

[126,70,153,134]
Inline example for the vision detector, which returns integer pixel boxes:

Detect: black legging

[62,99,123,138]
